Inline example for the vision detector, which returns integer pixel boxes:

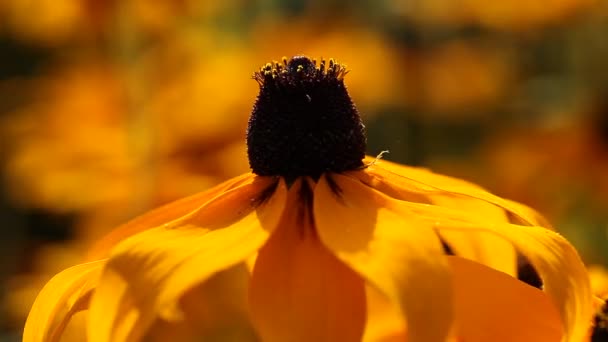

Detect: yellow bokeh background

[1,0,607,337]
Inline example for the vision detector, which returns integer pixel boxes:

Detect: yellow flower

[413,42,513,114]
[25,56,593,341]
[589,265,608,299]
[390,0,598,32]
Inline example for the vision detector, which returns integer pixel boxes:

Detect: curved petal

[86,173,256,261]
[362,285,406,342]
[24,260,105,342]
[359,160,551,227]
[450,256,563,341]
[351,170,517,275]
[354,165,509,222]
[88,177,287,342]
[397,201,592,342]
[361,257,562,342]
[59,310,88,342]
[249,179,366,342]
[144,264,258,342]
[314,173,453,342]
[438,229,516,276]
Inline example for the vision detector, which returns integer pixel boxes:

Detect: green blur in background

[0,0,607,339]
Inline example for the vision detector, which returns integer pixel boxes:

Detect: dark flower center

[246,55,366,180]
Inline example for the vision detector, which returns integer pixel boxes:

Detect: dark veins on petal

[296,180,315,231]
[251,179,280,208]
[247,56,366,181]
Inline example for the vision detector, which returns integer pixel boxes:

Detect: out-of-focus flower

[2,39,254,329]
[589,265,608,298]
[5,244,81,329]
[141,31,256,161]
[412,42,514,114]
[2,62,133,213]
[464,0,598,31]
[2,44,254,214]
[472,113,608,265]
[389,0,598,32]
[0,0,236,45]
[25,56,593,341]
[0,0,106,44]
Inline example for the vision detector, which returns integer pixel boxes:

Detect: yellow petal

[353,169,516,276]
[361,159,551,227]
[354,165,509,222]
[398,201,592,342]
[86,173,256,260]
[144,264,258,342]
[249,179,366,342]
[438,229,516,276]
[24,260,105,342]
[88,177,287,342]
[434,191,511,267]
[59,310,87,342]
[314,173,453,342]
[450,256,563,341]
[363,285,406,342]
[362,254,561,342]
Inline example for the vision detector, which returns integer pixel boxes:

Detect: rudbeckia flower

[25,56,594,341]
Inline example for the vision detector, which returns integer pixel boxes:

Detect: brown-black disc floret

[247,55,366,181]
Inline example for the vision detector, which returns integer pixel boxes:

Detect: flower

[589,265,608,299]
[412,41,514,114]
[25,56,593,341]
[1,56,251,327]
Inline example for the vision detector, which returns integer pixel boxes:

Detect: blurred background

[1,0,608,339]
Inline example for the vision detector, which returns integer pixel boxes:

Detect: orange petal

[360,160,551,227]
[249,179,367,342]
[87,177,287,342]
[450,256,563,341]
[438,229,516,276]
[86,173,256,260]
[352,169,516,276]
[144,264,258,341]
[363,285,407,342]
[24,260,105,342]
[399,201,592,342]
[314,173,453,342]
[420,169,516,276]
